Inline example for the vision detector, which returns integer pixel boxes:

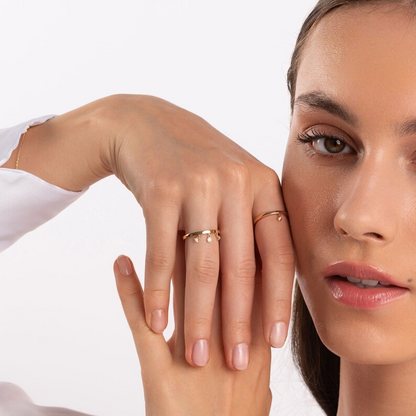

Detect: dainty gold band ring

[253,211,288,225]
[183,229,221,243]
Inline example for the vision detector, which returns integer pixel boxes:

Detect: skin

[0,95,295,371]
[113,251,271,416]
[282,5,416,416]
[0,250,273,416]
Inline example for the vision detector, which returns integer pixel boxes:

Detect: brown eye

[313,137,351,154]
[322,138,346,153]
[297,128,354,156]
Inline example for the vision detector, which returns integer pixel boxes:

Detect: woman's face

[283,5,416,365]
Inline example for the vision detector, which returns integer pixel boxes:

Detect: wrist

[98,94,156,192]
[4,98,114,192]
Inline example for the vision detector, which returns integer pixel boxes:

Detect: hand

[113,248,272,416]
[5,94,295,370]
[105,95,295,370]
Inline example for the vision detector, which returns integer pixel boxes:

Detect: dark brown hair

[287,1,416,415]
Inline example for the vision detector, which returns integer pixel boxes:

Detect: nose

[333,157,399,245]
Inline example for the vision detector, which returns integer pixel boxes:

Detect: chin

[297,273,416,366]
[316,321,409,365]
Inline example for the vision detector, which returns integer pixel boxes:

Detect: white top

[0,116,92,413]
[0,115,88,252]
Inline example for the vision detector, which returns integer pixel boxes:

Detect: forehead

[295,5,416,119]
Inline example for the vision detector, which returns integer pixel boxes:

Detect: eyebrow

[294,91,359,127]
[397,119,416,137]
[295,91,416,138]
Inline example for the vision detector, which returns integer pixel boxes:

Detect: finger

[210,274,223,349]
[143,206,180,334]
[253,180,295,349]
[183,200,220,368]
[170,232,186,355]
[219,176,256,371]
[249,267,272,374]
[251,266,265,341]
[114,255,172,371]
[172,232,225,360]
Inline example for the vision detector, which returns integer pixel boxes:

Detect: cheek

[282,146,335,329]
[282,144,339,271]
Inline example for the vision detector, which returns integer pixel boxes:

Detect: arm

[1,94,295,369]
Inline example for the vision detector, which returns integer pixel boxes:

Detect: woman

[117,1,416,415]
[3,0,413,414]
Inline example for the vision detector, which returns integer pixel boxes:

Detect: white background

[0,1,324,415]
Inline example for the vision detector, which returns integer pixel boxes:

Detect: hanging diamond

[207,235,212,243]
[194,235,200,242]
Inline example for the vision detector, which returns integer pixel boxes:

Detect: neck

[338,358,416,416]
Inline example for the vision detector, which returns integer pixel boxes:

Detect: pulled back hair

[287,1,416,415]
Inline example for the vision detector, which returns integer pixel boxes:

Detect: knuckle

[143,289,168,303]
[144,177,182,206]
[230,258,256,283]
[146,249,171,273]
[271,298,291,314]
[188,169,217,198]
[129,317,149,334]
[231,320,251,336]
[262,166,281,187]
[274,244,296,269]
[119,285,141,298]
[188,316,211,332]
[249,348,271,369]
[190,258,219,284]
[228,162,250,188]
[190,169,216,187]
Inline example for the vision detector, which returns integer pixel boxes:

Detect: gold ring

[183,229,221,243]
[253,211,288,225]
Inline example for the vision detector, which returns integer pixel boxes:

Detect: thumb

[114,255,172,371]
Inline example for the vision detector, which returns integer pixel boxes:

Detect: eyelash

[296,128,354,159]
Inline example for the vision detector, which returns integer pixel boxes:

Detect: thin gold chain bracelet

[15,127,30,169]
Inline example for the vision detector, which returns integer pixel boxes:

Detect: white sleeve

[0,115,88,253]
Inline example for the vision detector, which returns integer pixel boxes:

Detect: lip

[323,262,407,288]
[323,262,410,310]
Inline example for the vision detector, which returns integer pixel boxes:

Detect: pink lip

[323,262,406,287]
[323,262,409,310]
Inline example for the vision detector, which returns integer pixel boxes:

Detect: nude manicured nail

[151,309,165,333]
[270,322,287,348]
[192,339,209,367]
[117,255,133,276]
[232,343,249,370]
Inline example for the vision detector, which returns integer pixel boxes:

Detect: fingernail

[151,309,165,333]
[116,255,133,276]
[270,322,287,348]
[232,343,249,371]
[192,339,209,367]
